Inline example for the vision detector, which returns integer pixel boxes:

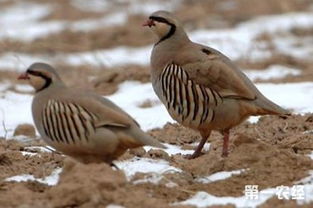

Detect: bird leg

[222,129,230,157]
[185,131,210,159]
[110,162,119,170]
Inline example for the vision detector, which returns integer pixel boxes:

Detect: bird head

[18,62,62,92]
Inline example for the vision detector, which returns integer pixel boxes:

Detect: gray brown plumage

[144,11,289,158]
[18,62,164,164]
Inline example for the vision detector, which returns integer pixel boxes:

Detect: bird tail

[254,96,290,115]
[130,128,166,149]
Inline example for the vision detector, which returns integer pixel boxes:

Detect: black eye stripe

[26,69,52,92]
[27,69,43,77]
[149,16,171,25]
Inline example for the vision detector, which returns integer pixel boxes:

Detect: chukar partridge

[143,11,289,158]
[18,63,164,164]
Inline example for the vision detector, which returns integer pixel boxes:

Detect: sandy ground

[1,115,313,207]
[0,0,313,207]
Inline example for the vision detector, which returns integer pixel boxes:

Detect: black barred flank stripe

[42,108,51,139]
[68,104,81,141]
[57,102,70,144]
[73,104,89,140]
[42,100,97,144]
[52,101,63,142]
[64,104,77,144]
[49,102,60,142]
[159,64,223,126]
[199,86,208,124]
[45,103,55,141]
[191,82,199,120]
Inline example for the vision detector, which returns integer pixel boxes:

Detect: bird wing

[64,95,134,129]
[178,46,257,100]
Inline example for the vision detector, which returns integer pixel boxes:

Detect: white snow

[144,143,194,156]
[0,53,54,72]
[0,10,310,69]
[0,91,33,138]
[190,12,313,61]
[115,157,181,180]
[5,168,62,186]
[70,12,127,31]
[107,81,174,131]
[296,170,313,205]
[244,65,301,81]
[106,205,125,208]
[174,190,274,208]
[1,81,313,137]
[20,151,38,156]
[196,169,246,183]
[65,46,152,67]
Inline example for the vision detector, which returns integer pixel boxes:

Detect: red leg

[222,130,230,157]
[185,131,210,159]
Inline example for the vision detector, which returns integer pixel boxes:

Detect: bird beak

[142,19,155,27]
[18,72,30,80]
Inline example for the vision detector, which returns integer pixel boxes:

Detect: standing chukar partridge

[143,11,289,158]
[18,62,164,164]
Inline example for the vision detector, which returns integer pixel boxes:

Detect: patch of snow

[70,0,110,12]
[244,65,301,81]
[0,82,10,92]
[196,169,246,183]
[115,157,181,180]
[23,146,54,153]
[190,12,313,61]
[144,143,194,156]
[273,36,313,59]
[106,205,125,208]
[296,170,313,205]
[178,170,313,207]
[70,12,127,31]
[174,190,274,208]
[133,173,163,185]
[238,13,313,34]
[132,172,179,187]
[65,46,152,67]
[256,82,313,113]
[14,84,34,93]
[20,151,38,156]
[303,130,313,135]
[308,151,313,160]
[5,168,62,186]
[0,3,50,25]
[0,53,54,72]
[107,81,174,131]
[127,0,180,15]
[1,81,313,138]
[0,92,33,137]
[248,116,260,123]
[0,3,66,41]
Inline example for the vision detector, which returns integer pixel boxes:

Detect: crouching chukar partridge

[18,63,164,164]
[143,11,289,158]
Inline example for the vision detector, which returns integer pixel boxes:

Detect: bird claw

[184,152,204,159]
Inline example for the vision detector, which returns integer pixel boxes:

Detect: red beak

[18,72,30,80]
[142,19,155,27]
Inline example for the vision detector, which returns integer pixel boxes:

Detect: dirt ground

[1,114,313,207]
[1,0,313,207]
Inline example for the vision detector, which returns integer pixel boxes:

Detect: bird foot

[221,150,228,157]
[184,151,204,159]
